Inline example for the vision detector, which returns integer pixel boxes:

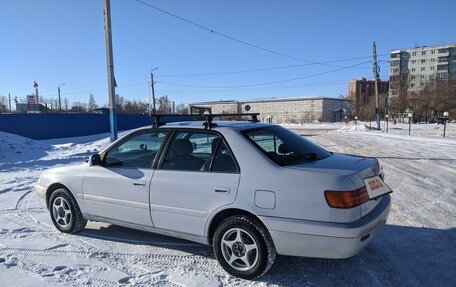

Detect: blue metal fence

[0,113,189,140]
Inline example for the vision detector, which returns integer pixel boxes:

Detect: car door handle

[133,182,146,186]
[214,187,230,193]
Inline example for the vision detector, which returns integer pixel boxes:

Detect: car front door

[150,129,240,236]
[82,129,169,227]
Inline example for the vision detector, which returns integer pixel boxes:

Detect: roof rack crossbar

[150,113,260,129]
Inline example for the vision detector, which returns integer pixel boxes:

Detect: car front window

[104,130,169,168]
[242,126,331,166]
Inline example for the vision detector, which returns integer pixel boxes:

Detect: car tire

[49,188,87,233]
[213,215,276,279]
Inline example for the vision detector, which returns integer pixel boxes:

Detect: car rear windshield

[242,125,332,166]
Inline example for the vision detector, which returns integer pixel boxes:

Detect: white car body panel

[82,166,154,227]
[150,170,240,236]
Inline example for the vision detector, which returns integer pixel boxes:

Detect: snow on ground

[1,125,455,286]
[337,121,456,139]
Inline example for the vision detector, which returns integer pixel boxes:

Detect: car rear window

[242,125,331,166]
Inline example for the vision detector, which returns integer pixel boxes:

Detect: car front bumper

[259,194,391,259]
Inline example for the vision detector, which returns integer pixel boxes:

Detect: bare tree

[0,96,8,112]
[88,94,98,112]
[175,103,188,114]
[71,101,87,113]
[157,95,173,113]
[63,98,70,111]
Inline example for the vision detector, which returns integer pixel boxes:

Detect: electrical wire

[157,61,370,89]
[135,0,388,68]
[156,57,385,77]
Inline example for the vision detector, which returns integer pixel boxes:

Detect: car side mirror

[89,154,102,166]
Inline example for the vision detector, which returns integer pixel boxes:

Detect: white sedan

[35,117,392,279]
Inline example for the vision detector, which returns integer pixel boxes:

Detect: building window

[421,59,426,63]
[422,51,426,56]
[437,65,448,71]
[411,60,416,64]
[411,68,416,72]
[431,66,435,71]
[411,75,416,80]
[420,82,425,87]
[421,67,426,71]
[431,58,436,63]
[421,75,425,79]
[412,52,417,56]
[431,50,435,55]
[437,72,447,79]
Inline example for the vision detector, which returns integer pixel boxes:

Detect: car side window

[162,131,237,173]
[104,130,168,168]
[247,129,284,154]
[210,139,238,173]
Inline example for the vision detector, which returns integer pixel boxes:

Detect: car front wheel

[213,215,276,279]
[49,188,87,233]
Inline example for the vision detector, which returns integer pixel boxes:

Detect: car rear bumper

[259,194,391,259]
[35,184,47,208]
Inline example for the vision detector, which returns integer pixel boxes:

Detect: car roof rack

[151,113,260,129]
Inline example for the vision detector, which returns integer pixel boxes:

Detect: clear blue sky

[1,0,455,107]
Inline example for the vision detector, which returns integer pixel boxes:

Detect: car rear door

[150,129,240,236]
[82,129,170,227]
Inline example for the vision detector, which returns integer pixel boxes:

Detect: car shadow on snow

[77,224,214,257]
[262,225,455,286]
[75,223,455,286]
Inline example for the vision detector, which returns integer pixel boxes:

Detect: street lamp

[443,111,449,138]
[408,112,412,135]
[354,116,358,130]
[58,83,65,112]
[386,114,389,133]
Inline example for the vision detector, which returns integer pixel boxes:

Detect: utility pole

[150,67,158,114]
[103,0,118,142]
[373,42,381,130]
[58,83,65,112]
[8,93,11,112]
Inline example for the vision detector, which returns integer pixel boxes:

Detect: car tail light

[324,187,369,208]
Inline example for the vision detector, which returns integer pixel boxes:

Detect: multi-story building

[389,44,456,98]
[189,96,350,123]
[348,77,389,117]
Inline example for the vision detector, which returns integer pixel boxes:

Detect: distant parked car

[35,115,392,279]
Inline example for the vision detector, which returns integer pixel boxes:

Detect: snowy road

[1,128,455,286]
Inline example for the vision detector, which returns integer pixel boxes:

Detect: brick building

[348,77,389,118]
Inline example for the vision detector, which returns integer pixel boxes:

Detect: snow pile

[0,131,50,162]
[337,121,370,132]
[281,122,345,130]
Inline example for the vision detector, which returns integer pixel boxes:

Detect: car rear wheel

[213,215,276,279]
[49,188,87,233]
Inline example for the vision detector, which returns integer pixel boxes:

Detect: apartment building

[389,44,456,97]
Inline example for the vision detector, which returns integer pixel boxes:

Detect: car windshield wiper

[281,152,318,164]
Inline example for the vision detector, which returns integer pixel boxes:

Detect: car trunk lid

[287,153,383,219]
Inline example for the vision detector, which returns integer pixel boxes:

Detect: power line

[156,56,387,78]
[135,0,385,68]
[154,79,351,94]
[158,61,370,89]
